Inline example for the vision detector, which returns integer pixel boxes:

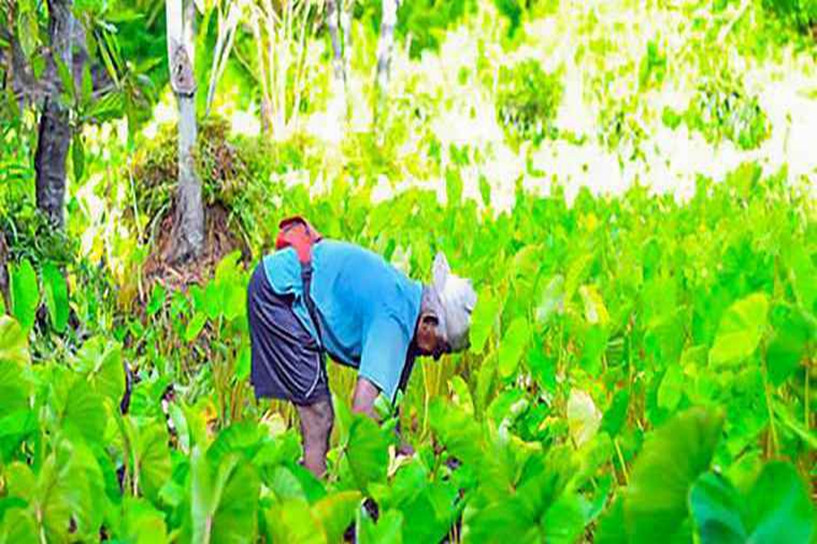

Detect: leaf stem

[614,437,629,485]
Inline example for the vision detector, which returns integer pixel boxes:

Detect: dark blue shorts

[247,263,329,405]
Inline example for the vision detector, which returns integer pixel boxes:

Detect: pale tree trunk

[340,0,352,83]
[374,0,398,120]
[327,0,344,84]
[166,0,204,263]
[34,0,76,229]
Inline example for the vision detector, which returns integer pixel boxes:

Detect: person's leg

[296,398,334,477]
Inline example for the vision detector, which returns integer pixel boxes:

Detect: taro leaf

[690,472,746,544]
[0,506,38,544]
[312,490,362,543]
[624,407,724,543]
[567,389,601,448]
[190,448,260,544]
[709,293,769,367]
[41,262,68,333]
[10,259,38,332]
[266,498,324,544]
[743,462,814,543]
[766,304,813,386]
[357,508,403,544]
[428,398,484,468]
[657,365,684,412]
[267,465,308,502]
[580,284,609,325]
[184,312,208,342]
[448,375,474,415]
[600,389,630,438]
[38,439,105,542]
[121,497,169,544]
[132,419,172,506]
[469,289,499,354]
[463,498,539,542]
[534,274,565,325]
[58,378,107,444]
[399,481,460,543]
[76,336,125,405]
[208,421,266,466]
[498,317,530,378]
[595,496,627,544]
[346,415,389,491]
[236,342,251,380]
[690,463,815,544]
[0,316,29,365]
[541,493,586,544]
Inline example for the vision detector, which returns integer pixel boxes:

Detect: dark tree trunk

[34,0,77,229]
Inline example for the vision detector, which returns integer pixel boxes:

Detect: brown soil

[142,202,251,292]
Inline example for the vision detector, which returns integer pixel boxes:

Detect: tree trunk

[327,0,344,84]
[374,0,398,119]
[166,0,204,263]
[34,0,76,229]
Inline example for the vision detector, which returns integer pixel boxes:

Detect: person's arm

[351,376,380,418]
[352,376,414,455]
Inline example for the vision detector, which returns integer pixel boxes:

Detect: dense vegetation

[0,0,815,542]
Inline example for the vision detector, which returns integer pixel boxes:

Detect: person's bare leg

[296,398,334,477]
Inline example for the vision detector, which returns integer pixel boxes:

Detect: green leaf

[744,462,815,543]
[76,336,125,405]
[0,316,29,365]
[690,463,815,544]
[133,419,172,505]
[567,389,601,448]
[709,293,769,367]
[58,378,107,444]
[0,506,38,544]
[766,305,813,386]
[185,312,208,342]
[72,134,85,182]
[498,317,530,378]
[600,389,629,438]
[469,289,499,354]
[445,167,463,206]
[41,262,69,333]
[624,408,724,543]
[10,259,39,332]
[312,490,362,542]
[121,497,169,544]
[357,508,403,544]
[690,473,747,544]
[657,365,683,411]
[534,274,564,325]
[346,415,389,491]
[190,448,260,544]
[266,498,324,544]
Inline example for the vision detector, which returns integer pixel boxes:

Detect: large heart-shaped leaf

[189,448,260,544]
[9,259,38,332]
[709,293,769,367]
[266,498,325,544]
[498,317,530,378]
[0,316,29,365]
[690,462,815,544]
[41,262,68,333]
[312,490,362,542]
[346,415,389,491]
[120,497,169,544]
[623,408,724,543]
[132,419,172,505]
[76,336,125,405]
[58,378,107,444]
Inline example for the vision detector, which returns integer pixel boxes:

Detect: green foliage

[496,59,562,147]
[664,76,771,150]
